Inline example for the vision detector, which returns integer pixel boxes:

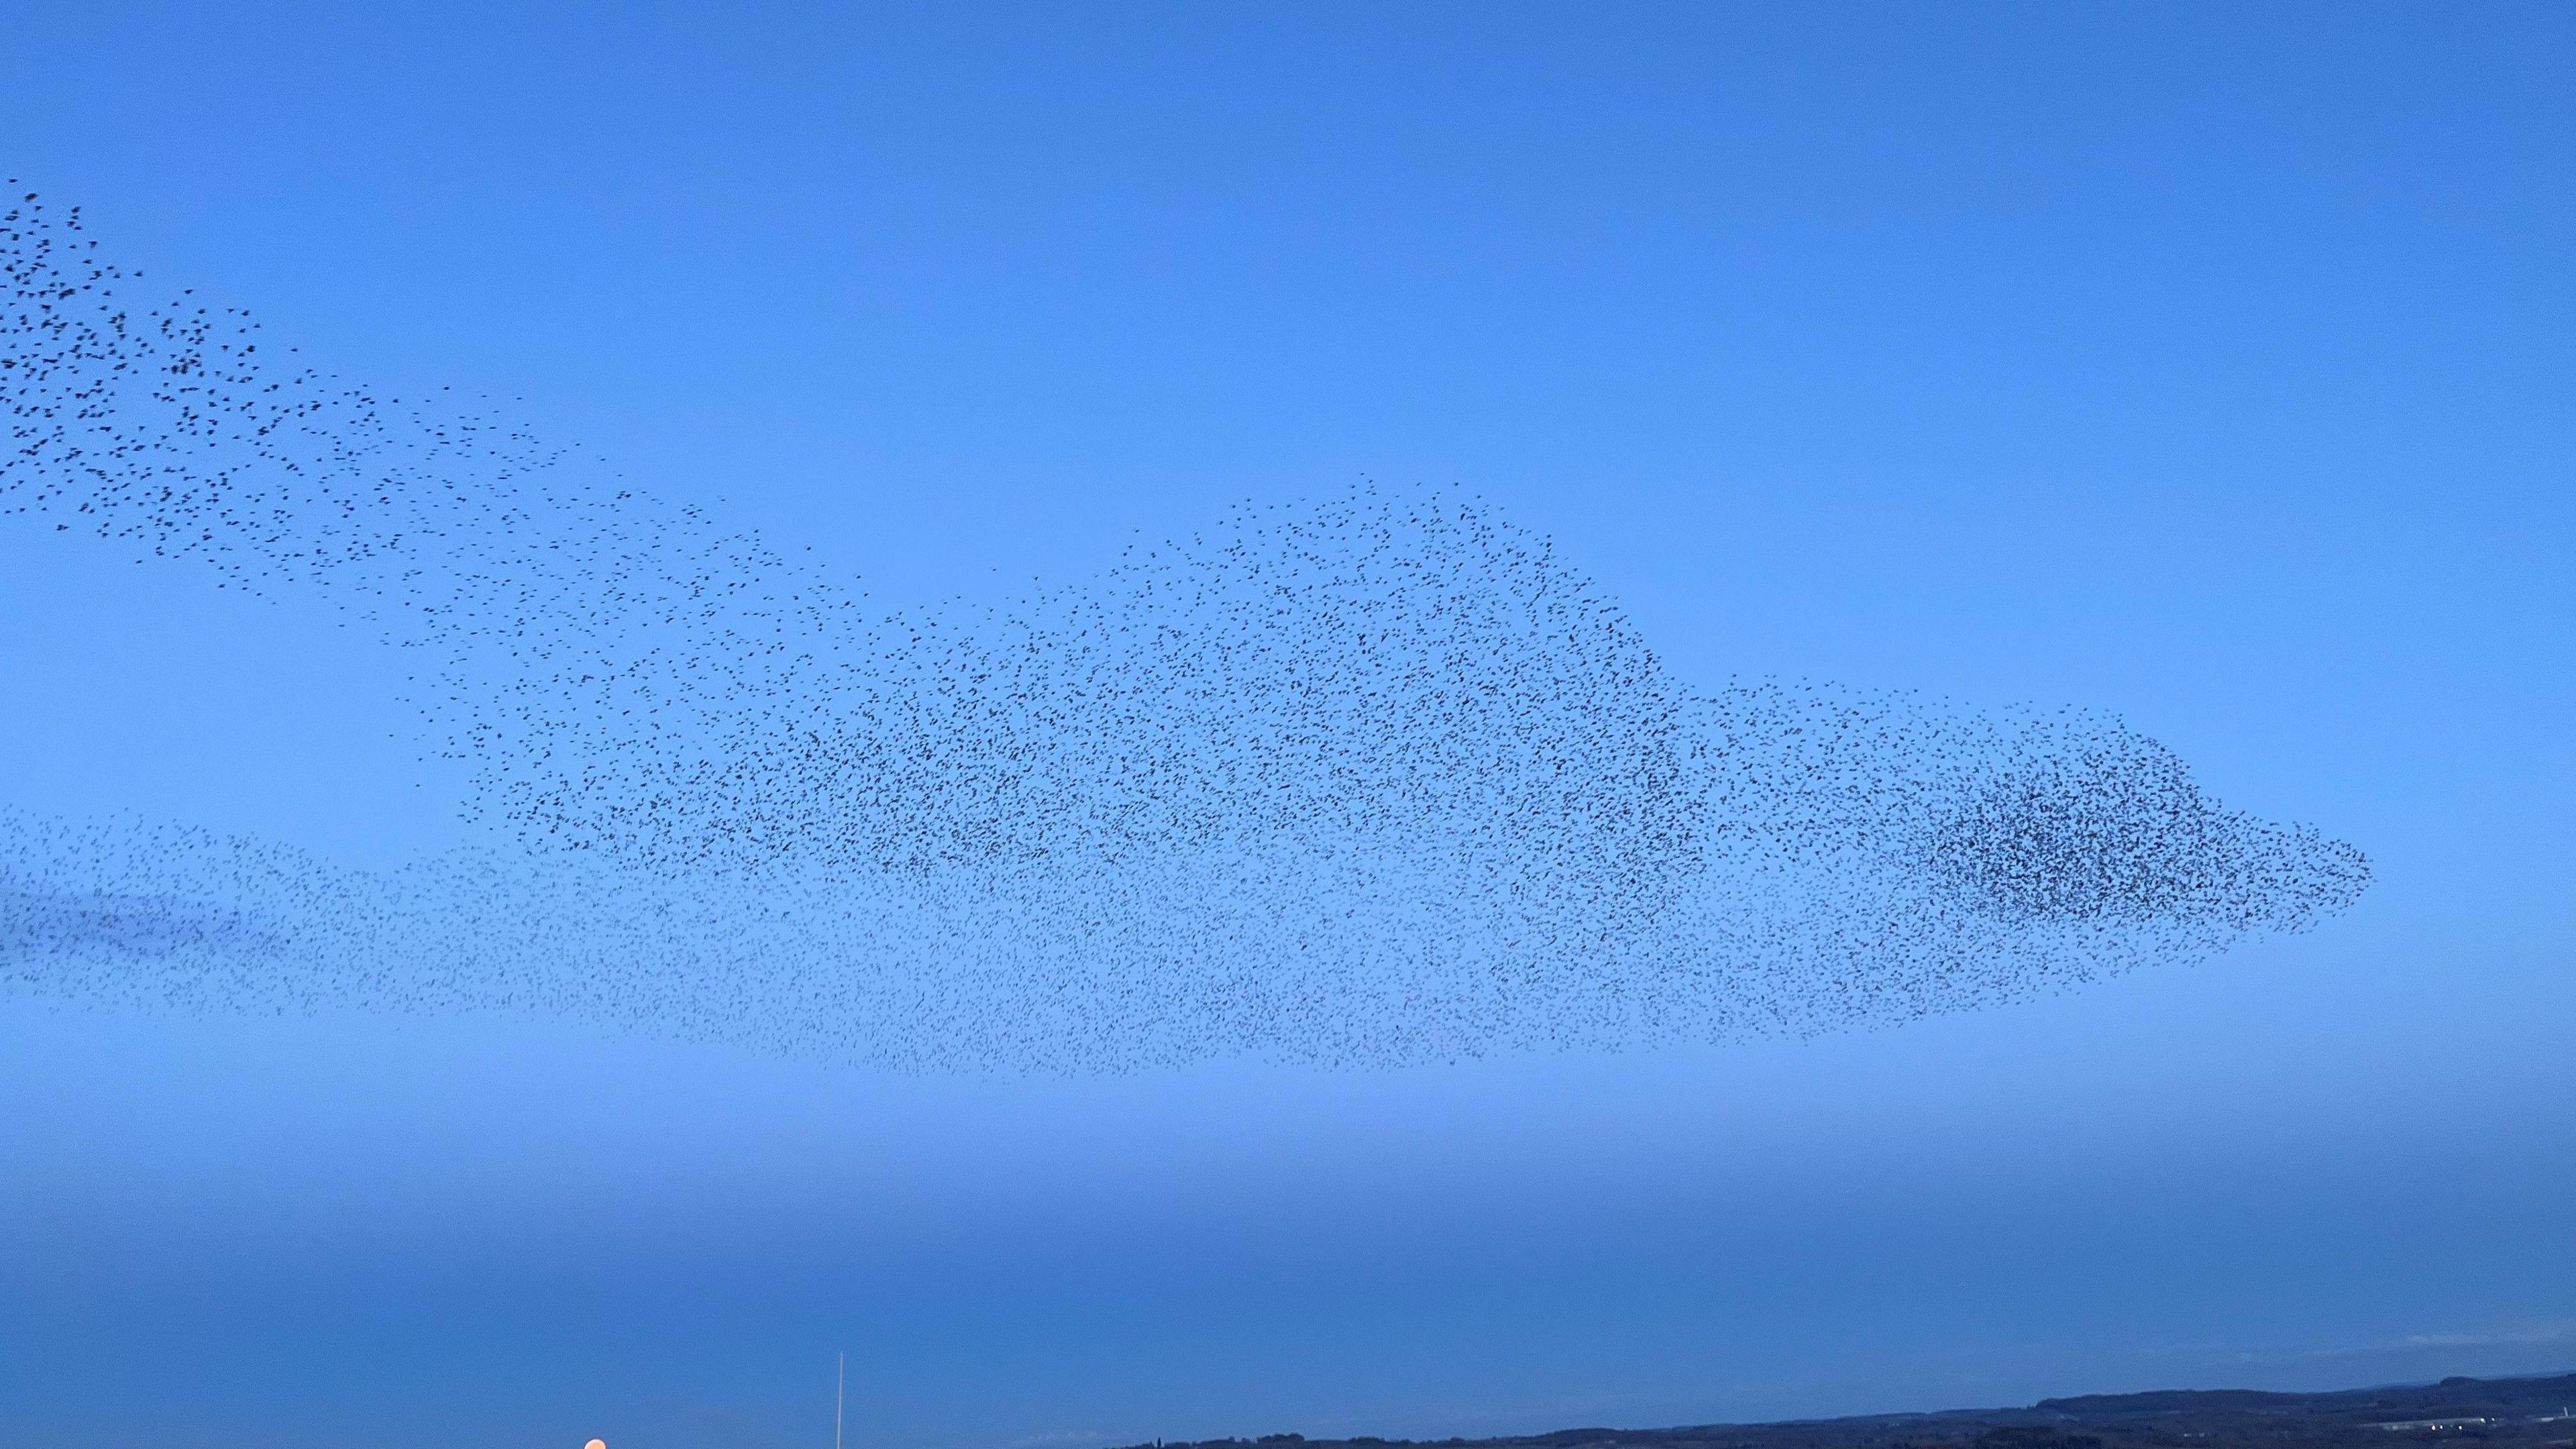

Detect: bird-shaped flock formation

[0,189,2371,1071]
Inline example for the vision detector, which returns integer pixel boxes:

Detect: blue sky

[1,5,2570,1448]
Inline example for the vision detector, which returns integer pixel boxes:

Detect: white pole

[836,1351,847,1449]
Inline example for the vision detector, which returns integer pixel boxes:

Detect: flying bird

[0,187,2370,1072]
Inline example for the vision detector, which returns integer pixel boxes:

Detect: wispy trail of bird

[0,189,2369,1071]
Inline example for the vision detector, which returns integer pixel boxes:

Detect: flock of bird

[0,187,2371,1071]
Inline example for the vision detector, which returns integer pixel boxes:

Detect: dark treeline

[1116,1373,2576,1449]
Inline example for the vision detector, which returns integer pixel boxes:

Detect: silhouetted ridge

[1110,1372,2576,1449]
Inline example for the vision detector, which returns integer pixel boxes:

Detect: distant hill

[1115,1371,2576,1449]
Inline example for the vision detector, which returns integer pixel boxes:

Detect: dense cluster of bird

[0,189,2371,1071]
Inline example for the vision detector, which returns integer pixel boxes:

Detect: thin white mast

[836,1351,847,1449]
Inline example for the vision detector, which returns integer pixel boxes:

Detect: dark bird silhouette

[0,188,2371,1071]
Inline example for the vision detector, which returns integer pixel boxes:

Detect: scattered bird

[0,187,2371,1072]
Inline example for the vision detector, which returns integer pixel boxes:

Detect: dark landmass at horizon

[1119,1372,2576,1449]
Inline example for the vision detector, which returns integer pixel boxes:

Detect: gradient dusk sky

[1,5,2570,1449]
